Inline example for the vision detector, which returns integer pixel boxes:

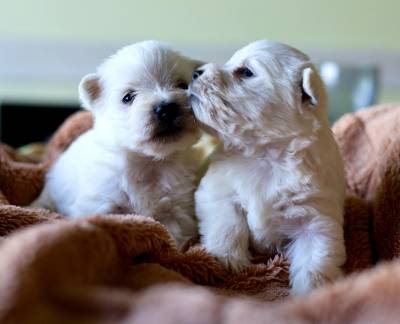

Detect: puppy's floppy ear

[79,73,102,110]
[301,67,321,108]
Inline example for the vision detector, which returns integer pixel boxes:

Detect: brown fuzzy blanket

[1,104,400,323]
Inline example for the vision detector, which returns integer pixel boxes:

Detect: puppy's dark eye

[236,67,254,78]
[122,91,136,104]
[176,81,188,90]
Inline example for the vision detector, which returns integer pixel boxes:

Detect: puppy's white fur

[34,41,201,248]
[190,40,346,295]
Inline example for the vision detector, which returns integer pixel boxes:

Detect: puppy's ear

[301,67,320,108]
[79,73,102,110]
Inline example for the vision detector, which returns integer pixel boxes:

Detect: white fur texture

[190,40,346,295]
[33,41,202,249]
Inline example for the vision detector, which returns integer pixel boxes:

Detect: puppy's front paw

[290,267,343,296]
[216,251,252,273]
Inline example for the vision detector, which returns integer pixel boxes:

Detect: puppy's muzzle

[154,101,180,124]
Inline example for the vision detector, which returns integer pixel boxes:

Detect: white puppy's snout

[153,101,181,124]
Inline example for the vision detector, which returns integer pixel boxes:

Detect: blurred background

[0,0,399,146]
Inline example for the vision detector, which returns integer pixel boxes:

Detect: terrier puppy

[34,41,202,249]
[190,40,346,295]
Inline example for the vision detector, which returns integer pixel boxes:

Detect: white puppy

[190,40,346,295]
[34,41,202,248]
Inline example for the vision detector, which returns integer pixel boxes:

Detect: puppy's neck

[91,122,183,163]
[123,152,168,179]
[124,150,181,164]
[223,111,324,160]
[224,131,319,162]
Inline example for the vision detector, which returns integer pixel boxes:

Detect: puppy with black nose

[33,41,202,249]
[190,40,346,295]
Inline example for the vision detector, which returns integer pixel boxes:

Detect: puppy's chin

[151,118,187,142]
[139,126,200,159]
[143,135,199,159]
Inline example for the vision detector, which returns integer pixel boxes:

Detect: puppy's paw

[290,267,343,296]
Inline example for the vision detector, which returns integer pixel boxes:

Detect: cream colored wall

[0,0,399,104]
[1,0,399,50]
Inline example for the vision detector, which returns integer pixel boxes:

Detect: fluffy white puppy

[190,40,346,295]
[34,41,202,249]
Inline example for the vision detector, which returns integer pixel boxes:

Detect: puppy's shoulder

[59,129,97,157]
[50,129,122,180]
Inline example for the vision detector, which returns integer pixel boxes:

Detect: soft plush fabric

[0,104,399,323]
[333,104,400,260]
[333,104,400,201]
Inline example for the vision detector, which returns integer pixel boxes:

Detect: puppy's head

[190,40,327,153]
[79,40,202,158]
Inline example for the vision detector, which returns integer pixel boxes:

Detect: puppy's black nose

[154,102,180,123]
[192,69,204,80]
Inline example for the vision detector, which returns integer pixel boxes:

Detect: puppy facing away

[190,40,346,295]
[33,41,202,249]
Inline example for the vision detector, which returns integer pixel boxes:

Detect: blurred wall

[1,0,399,49]
[0,0,399,104]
